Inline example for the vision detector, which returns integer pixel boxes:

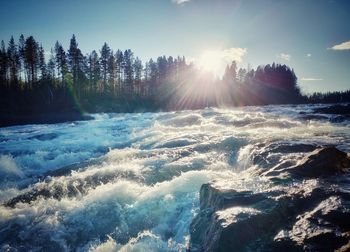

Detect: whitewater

[0,104,349,251]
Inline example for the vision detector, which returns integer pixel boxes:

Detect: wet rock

[274,196,350,251]
[250,142,317,169]
[5,164,140,207]
[190,181,350,252]
[199,183,267,210]
[288,147,350,178]
[42,158,101,177]
[190,184,278,252]
[190,146,350,252]
[337,240,350,252]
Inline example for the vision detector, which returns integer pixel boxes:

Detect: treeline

[307,90,350,104]
[0,34,349,122]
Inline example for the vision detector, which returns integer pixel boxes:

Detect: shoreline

[1,102,349,128]
[0,112,93,128]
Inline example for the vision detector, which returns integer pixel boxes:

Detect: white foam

[0,155,24,180]
[0,104,349,250]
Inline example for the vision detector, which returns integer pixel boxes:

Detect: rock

[190,184,278,252]
[199,184,266,210]
[288,147,350,178]
[190,181,350,252]
[336,239,350,252]
[190,146,350,251]
[5,159,139,207]
[250,142,317,169]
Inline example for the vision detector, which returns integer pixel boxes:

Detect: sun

[197,50,224,77]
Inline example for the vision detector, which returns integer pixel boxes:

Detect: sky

[0,0,349,93]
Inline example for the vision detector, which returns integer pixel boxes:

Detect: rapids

[0,104,349,251]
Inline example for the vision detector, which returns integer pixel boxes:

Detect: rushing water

[0,104,349,251]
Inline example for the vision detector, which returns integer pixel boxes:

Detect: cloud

[172,0,191,5]
[197,48,247,66]
[301,78,323,81]
[220,47,247,63]
[196,47,247,76]
[307,53,311,57]
[329,40,350,50]
[277,53,291,61]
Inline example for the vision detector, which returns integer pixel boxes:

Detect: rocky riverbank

[190,147,350,251]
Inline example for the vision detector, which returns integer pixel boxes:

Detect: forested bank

[1,34,349,126]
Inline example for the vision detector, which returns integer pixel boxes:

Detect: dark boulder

[190,182,350,252]
[190,147,350,251]
[287,147,350,178]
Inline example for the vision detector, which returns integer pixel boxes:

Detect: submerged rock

[4,160,141,207]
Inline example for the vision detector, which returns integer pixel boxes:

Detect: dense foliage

[0,34,349,120]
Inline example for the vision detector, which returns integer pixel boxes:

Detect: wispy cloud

[306,53,312,57]
[197,48,247,65]
[172,0,191,5]
[277,53,291,61]
[301,78,323,81]
[329,40,350,50]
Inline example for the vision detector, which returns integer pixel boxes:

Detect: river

[0,104,349,251]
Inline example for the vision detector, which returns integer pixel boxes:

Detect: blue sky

[0,0,349,93]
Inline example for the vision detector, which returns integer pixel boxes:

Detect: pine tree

[68,34,82,97]
[54,41,67,85]
[107,52,116,94]
[88,50,100,92]
[24,36,39,86]
[115,50,124,94]
[133,57,143,96]
[237,68,247,83]
[148,58,158,97]
[7,36,20,84]
[100,42,111,92]
[38,45,47,79]
[18,34,25,82]
[47,48,56,80]
[123,49,134,96]
[0,40,7,85]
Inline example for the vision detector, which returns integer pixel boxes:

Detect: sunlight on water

[0,104,349,251]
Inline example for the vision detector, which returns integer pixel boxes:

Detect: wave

[0,104,349,251]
